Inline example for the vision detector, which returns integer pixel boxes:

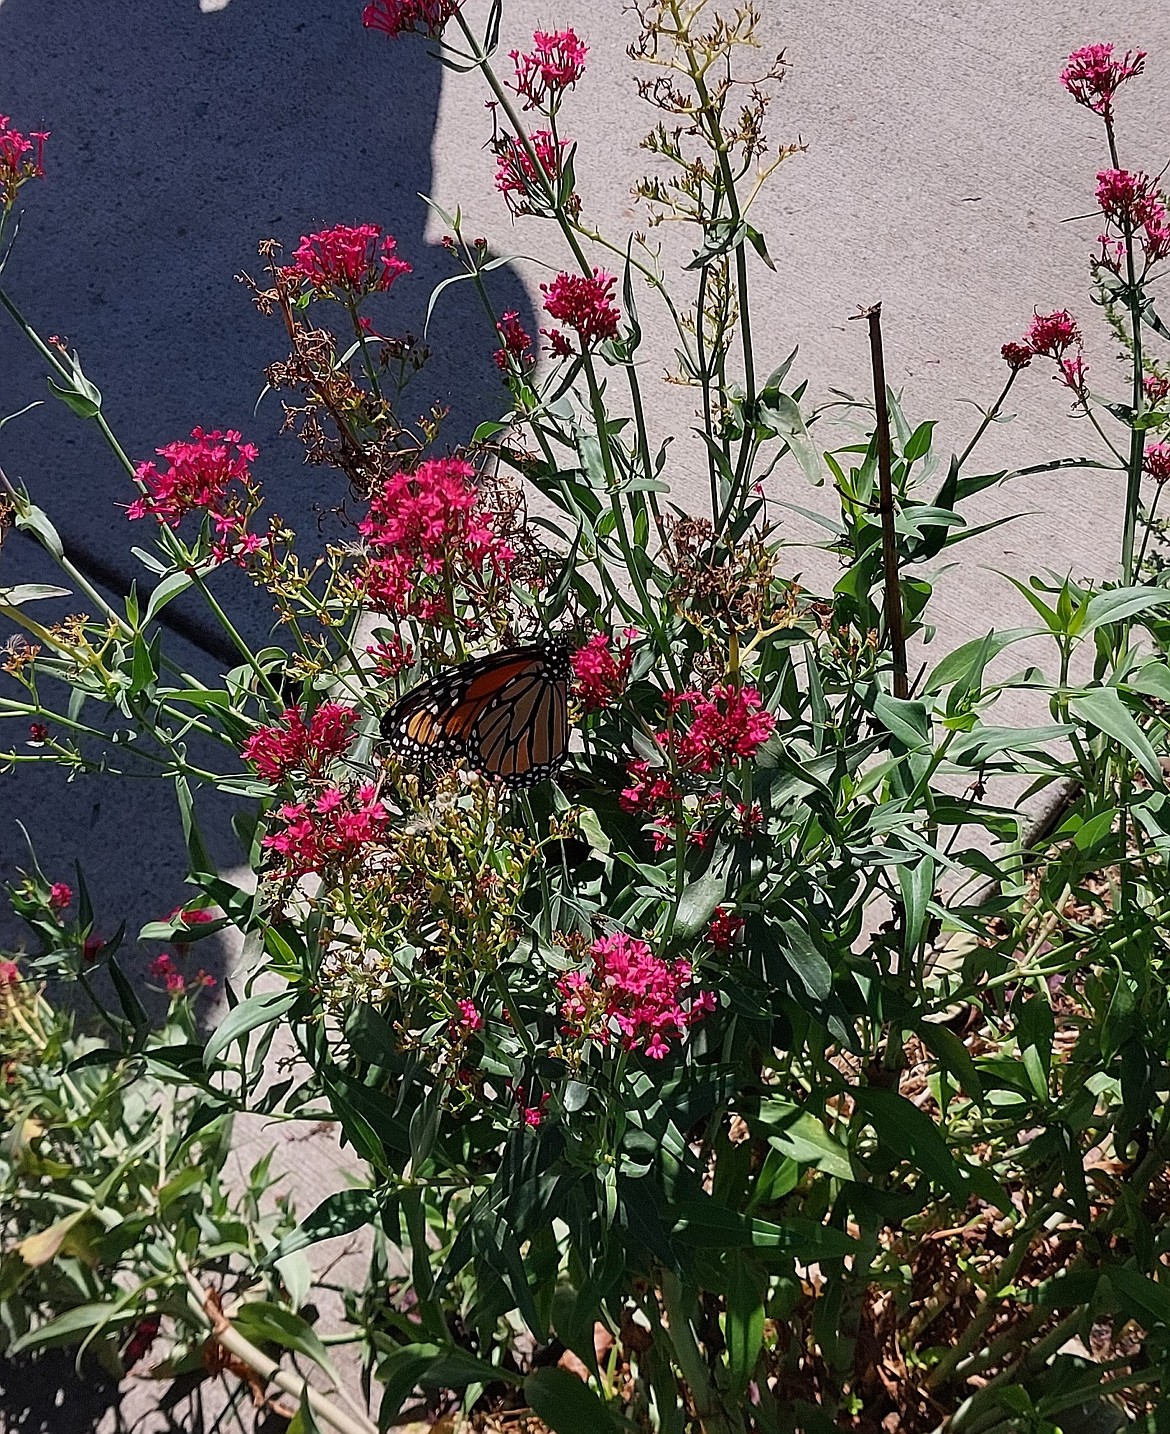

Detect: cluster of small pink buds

[48,882,72,911]
[493,310,534,372]
[357,456,514,619]
[128,427,258,535]
[1061,42,1145,118]
[494,131,571,218]
[1001,311,1089,402]
[148,951,216,997]
[1094,169,1170,270]
[1144,443,1170,485]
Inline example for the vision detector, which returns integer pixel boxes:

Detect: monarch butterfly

[381,642,571,788]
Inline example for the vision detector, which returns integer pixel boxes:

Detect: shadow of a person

[0,14,537,1374]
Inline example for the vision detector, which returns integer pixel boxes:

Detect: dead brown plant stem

[865,303,908,699]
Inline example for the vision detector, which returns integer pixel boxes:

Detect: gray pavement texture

[2,0,1170,1428]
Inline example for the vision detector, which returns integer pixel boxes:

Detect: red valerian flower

[82,934,104,965]
[0,115,49,206]
[494,131,571,217]
[1146,374,1170,404]
[284,223,410,299]
[706,906,745,952]
[363,0,461,38]
[0,959,19,988]
[571,628,637,710]
[620,758,678,814]
[357,456,513,619]
[1025,310,1082,358]
[1058,353,1090,399]
[493,310,533,371]
[1061,43,1146,117]
[510,29,589,110]
[242,703,359,782]
[540,270,620,350]
[128,427,258,528]
[28,723,49,743]
[149,952,187,995]
[1144,443,1170,485]
[676,684,776,772]
[1096,168,1161,228]
[452,998,484,1035]
[557,932,713,1058]
[48,883,72,911]
[366,633,416,678]
[262,783,390,879]
[513,1086,550,1128]
[1001,341,1033,371]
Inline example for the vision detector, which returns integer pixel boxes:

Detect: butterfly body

[381,642,571,788]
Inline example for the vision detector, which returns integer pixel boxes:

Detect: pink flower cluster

[1002,311,1089,400]
[495,131,570,217]
[571,629,637,710]
[558,932,714,1060]
[451,998,484,1035]
[1144,443,1170,485]
[49,882,72,911]
[0,114,48,207]
[366,633,416,679]
[620,685,774,849]
[0,959,19,989]
[363,0,462,38]
[1095,169,1170,269]
[148,951,215,997]
[128,428,260,560]
[1061,42,1145,117]
[263,784,390,879]
[510,29,589,110]
[242,703,358,783]
[493,311,534,372]
[357,457,513,619]
[541,269,620,353]
[284,223,411,300]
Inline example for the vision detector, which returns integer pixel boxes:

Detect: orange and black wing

[381,644,570,788]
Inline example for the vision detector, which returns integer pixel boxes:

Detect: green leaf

[203,988,299,1068]
[852,1087,965,1196]
[231,1302,340,1384]
[871,694,930,749]
[1105,1266,1170,1328]
[755,1100,853,1179]
[9,1301,137,1354]
[759,391,823,485]
[524,1367,619,1434]
[1079,585,1170,634]
[725,1259,766,1403]
[0,583,71,607]
[144,570,194,624]
[1069,686,1163,783]
[672,861,728,940]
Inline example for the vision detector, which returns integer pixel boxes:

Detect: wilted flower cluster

[128,427,261,559]
[1144,443,1170,485]
[510,28,589,110]
[362,0,462,40]
[283,223,411,300]
[571,629,637,710]
[540,269,621,353]
[356,456,514,619]
[557,932,714,1060]
[242,702,359,782]
[148,951,215,997]
[0,114,48,207]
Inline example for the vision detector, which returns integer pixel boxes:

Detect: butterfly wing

[382,644,569,787]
